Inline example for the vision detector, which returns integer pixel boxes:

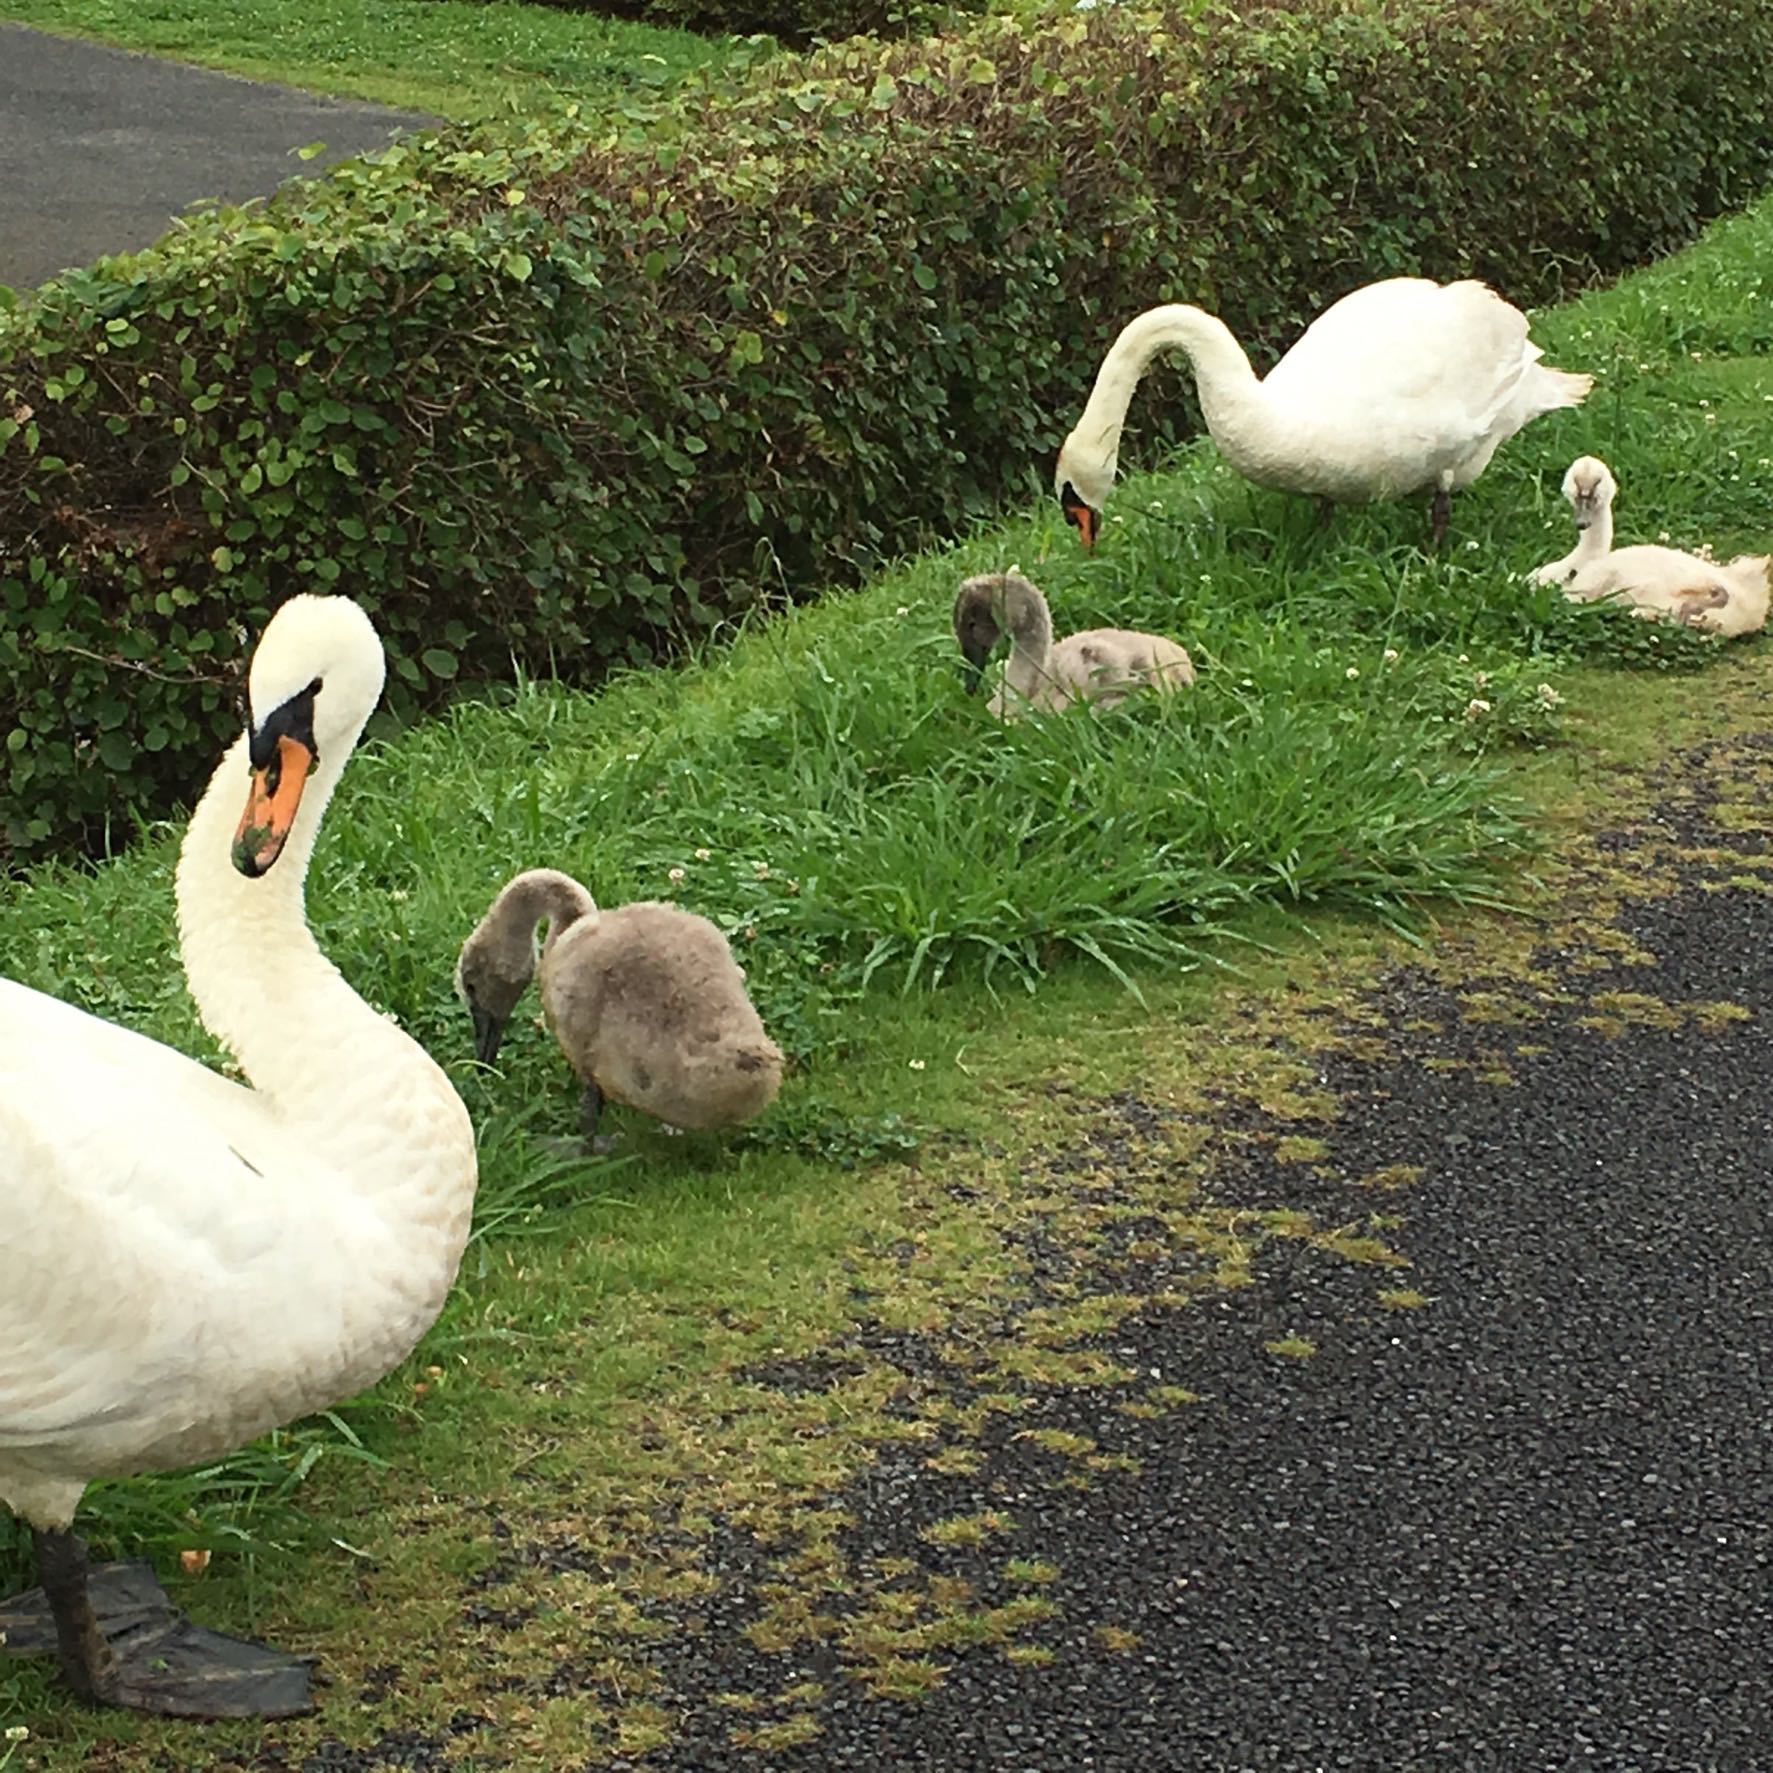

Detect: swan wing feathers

[1059,630,1194,691]
[0,981,306,1449]
[1264,278,1536,433]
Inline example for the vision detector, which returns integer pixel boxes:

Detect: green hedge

[637,0,953,43]
[544,0,969,48]
[4,0,1772,863]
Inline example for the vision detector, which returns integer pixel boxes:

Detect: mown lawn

[0,0,746,118]
[0,193,1769,1763]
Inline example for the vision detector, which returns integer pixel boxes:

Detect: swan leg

[577,1079,622,1154]
[1315,495,1336,531]
[579,1078,605,1142]
[0,1531,314,1719]
[1429,486,1452,547]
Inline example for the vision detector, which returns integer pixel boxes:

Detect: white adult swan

[1055,279,1593,547]
[1531,455,1771,637]
[0,594,478,1718]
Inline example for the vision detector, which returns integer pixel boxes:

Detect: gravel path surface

[0,25,428,288]
[608,741,1772,1771]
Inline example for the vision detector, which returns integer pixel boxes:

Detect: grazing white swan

[0,595,477,1719]
[457,869,783,1146]
[953,571,1195,719]
[1055,279,1593,547]
[1531,455,1771,638]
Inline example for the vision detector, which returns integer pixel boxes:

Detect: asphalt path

[0,24,429,289]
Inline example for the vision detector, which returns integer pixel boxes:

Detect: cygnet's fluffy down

[1532,455,1770,638]
[456,869,783,1140]
[953,570,1195,719]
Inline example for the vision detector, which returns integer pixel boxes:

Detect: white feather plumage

[1055,278,1592,525]
[0,595,476,1534]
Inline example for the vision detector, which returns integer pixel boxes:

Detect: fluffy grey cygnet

[456,868,783,1144]
[953,570,1195,718]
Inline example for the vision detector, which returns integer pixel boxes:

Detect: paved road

[0,25,430,289]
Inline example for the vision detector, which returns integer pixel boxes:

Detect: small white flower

[1536,683,1563,707]
[908,1058,926,1070]
[1383,647,1399,664]
[4,1725,28,1742]
[896,605,910,617]
[624,751,640,761]
[1457,654,1470,665]
[667,866,686,884]
[1346,666,1360,680]
[1474,671,1491,688]
[1465,539,1480,551]
[694,847,712,861]
[753,862,771,879]
[390,888,408,902]
[1659,531,1672,543]
[1464,698,1492,719]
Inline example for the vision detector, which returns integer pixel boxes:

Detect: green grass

[0,0,747,119]
[1,192,1770,1759]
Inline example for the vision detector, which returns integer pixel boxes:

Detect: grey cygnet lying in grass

[1531,455,1770,638]
[953,570,1196,719]
[456,868,784,1144]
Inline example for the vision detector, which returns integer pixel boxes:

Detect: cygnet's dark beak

[957,638,992,696]
[469,997,508,1066]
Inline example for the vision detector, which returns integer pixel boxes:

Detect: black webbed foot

[1,1538,315,1719]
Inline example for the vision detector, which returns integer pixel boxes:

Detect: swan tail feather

[1724,557,1771,629]
[1545,369,1594,407]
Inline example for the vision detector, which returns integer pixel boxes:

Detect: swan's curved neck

[174,729,472,1225]
[507,870,597,964]
[176,732,355,1091]
[1002,599,1057,703]
[1072,305,1264,470]
[1575,498,1615,561]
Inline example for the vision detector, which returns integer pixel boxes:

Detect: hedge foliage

[552,0,969,49]
[4,0,1773,863]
